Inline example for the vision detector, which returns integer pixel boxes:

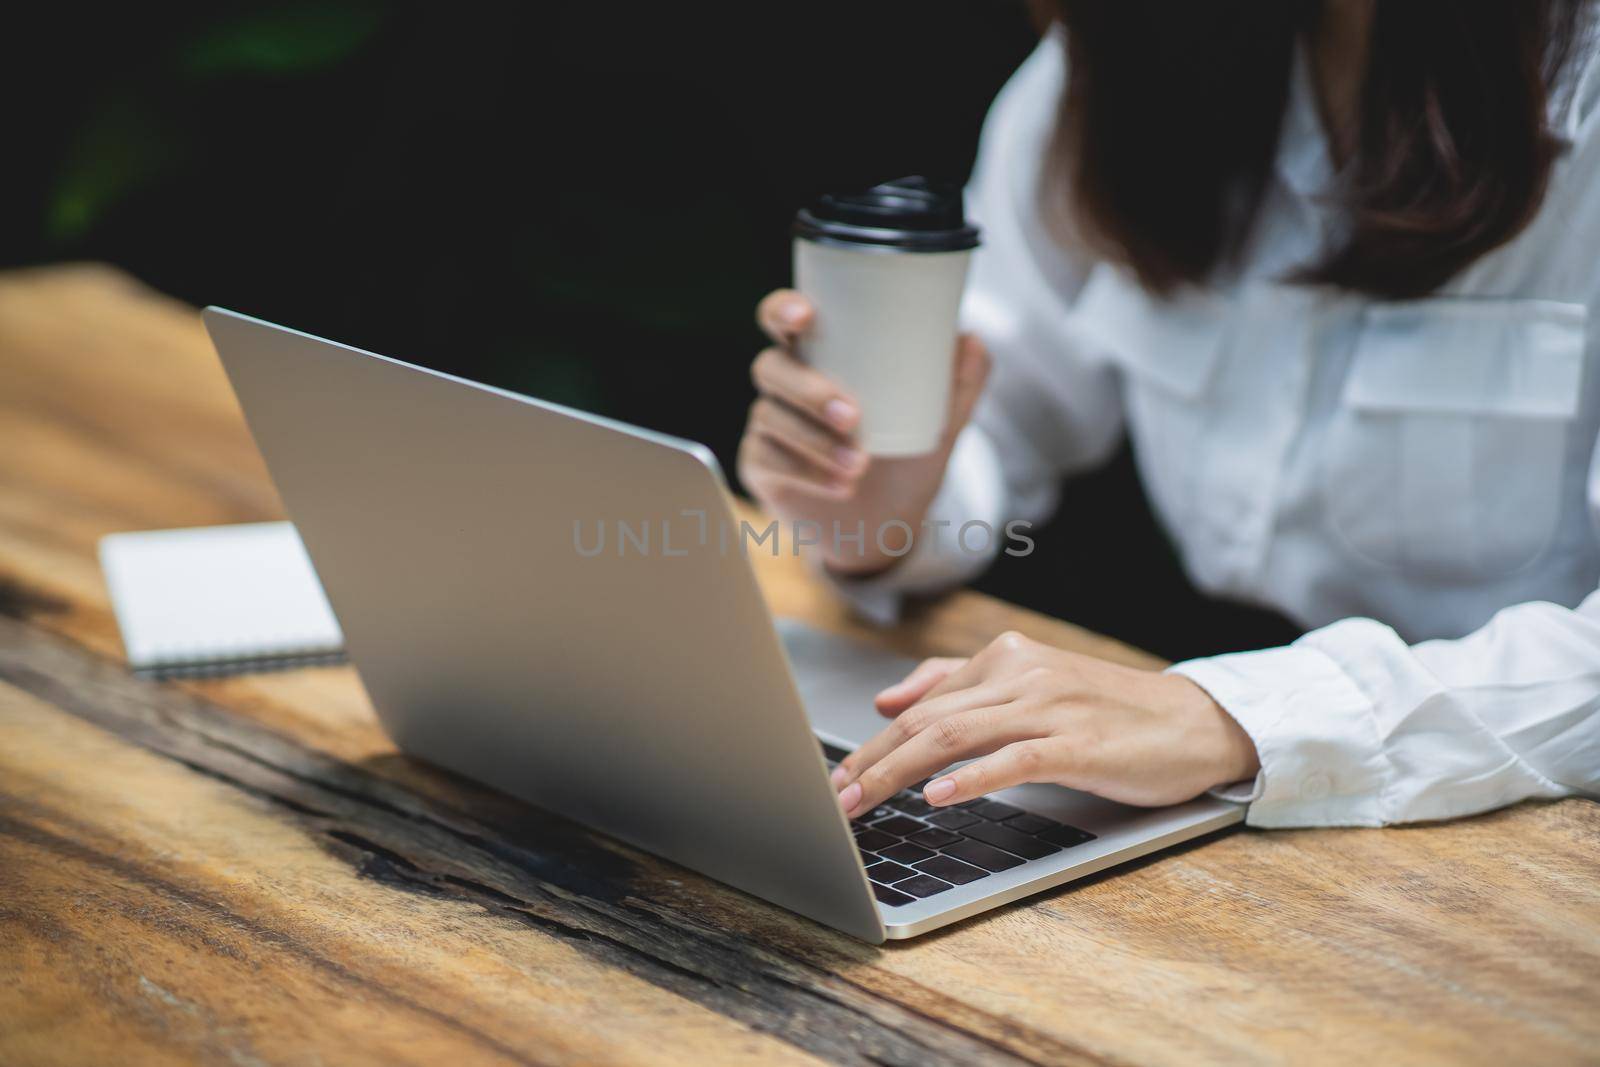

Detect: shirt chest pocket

[1321,298,1586,580]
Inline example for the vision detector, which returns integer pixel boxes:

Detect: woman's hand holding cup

[737,289,990,578]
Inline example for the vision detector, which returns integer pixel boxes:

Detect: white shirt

[842,32,1600,828]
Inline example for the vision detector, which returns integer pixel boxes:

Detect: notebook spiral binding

[135,650,350,681]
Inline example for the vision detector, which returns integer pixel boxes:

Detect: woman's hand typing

[830,631,1261,816]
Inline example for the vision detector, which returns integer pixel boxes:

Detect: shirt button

[1300,772,1332,801]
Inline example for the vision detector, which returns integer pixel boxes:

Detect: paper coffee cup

[793,177,980,457]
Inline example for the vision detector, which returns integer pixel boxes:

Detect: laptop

[202,307,1244,942]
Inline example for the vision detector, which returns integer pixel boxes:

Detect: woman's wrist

[1170,674,1261,789]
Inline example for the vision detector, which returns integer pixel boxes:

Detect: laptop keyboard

[821,742,1097,908]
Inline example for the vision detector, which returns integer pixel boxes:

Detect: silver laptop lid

[203,307,884,942]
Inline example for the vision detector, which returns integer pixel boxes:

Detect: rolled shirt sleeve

[1170,594,1600,827]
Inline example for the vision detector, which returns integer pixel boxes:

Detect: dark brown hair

[1046,1,1592,298]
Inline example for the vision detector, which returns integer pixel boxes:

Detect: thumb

[944,334,991,441]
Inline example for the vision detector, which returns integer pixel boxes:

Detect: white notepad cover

[99,522,344,672]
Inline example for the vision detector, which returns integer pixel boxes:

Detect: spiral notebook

[100,522,346,678]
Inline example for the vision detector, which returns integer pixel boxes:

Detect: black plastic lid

[794,176,980,252]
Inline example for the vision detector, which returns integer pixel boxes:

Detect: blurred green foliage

[47,100,181,243]
[179,2,382,77]
[46,3,384,245]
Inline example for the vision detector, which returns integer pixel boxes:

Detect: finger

[756,289,814,345]
[874,657,968,717]
[922,739,1061,806]
[841,705,1041,819]
[833,673,1002,792]
[863,633,1037,740]
[900,649,995,712]
[945,334,992,435]
[749,397,867,480]
[751,347,860,434]
[739,434,854,504]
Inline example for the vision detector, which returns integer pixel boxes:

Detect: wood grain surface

[1,263,1597,1066]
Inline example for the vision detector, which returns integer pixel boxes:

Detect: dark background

[7,1,1300,660]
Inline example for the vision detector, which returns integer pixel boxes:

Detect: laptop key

[866,806,896,822]
[890,794,935,816]
[894,874,954,898]
[878,842,935,865]
[941,837,1025,872]
[969,799,1024,821]
[927,809,981,831]
[962,820,1061,860]
[820,741,850,763]
[1003,813,1058,835]
[853,829,899,853]
[1036,824,1098,848]
[913,855,987,885]
[872,883,915,907]
[869,815,929,837]
[864,860,917,885]
[907,827,962,849]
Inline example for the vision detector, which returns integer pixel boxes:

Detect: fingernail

[837,782,862,814]
[830,765,849,788]
[925,778,957,803]
[782,301,808,325]
[833,445,865,470]
[824,399,857,431]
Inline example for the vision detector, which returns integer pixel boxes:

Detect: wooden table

[2,264,1597,1067]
